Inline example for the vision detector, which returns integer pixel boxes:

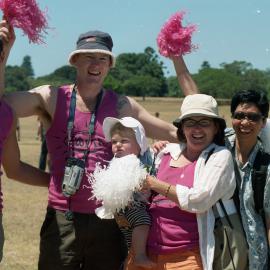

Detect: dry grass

[1,98,231,269]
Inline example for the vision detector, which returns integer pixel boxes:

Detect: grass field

[1,97,231,269]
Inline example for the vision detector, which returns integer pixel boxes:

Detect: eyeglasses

[232,112,263,122]
[183,118,214,128]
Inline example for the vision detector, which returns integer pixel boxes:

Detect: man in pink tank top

[0,19,198,270]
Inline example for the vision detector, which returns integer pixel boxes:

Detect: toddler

[101,116,155,269]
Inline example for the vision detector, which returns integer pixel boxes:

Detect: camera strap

[67,85,103,160]
[64,85,103,220]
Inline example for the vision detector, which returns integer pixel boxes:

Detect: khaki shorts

[38,207,127,270]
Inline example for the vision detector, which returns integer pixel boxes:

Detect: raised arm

[0,19,15,98]
[0,20,56,120]
[172,55,199,96]
[2,117,50,187]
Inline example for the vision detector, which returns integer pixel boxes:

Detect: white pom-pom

[90,154,147,214]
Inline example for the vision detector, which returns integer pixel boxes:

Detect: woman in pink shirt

[126,94,236,270]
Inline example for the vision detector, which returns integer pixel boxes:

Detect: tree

[192,60,270,99]
[32,65,76,88]
[104,73,122,94]
[264,69,270,96]
[220,61,269,94]
[6,53,270,98]
[21,55,34,77]
[53,66,76,81]
[110,47,168,97]
[122,75,163,97]
[200,61,211,70]
[242,69,268,92]
[167,76,184,97]
[193,67,242,98]
[220,61,252,76]
[5,65,31,92]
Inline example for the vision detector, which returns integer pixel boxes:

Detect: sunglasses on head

[232,111,263,122]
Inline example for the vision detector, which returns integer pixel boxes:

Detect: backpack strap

[217,199,233,229]
[224,132,242,214]
[252,150,270,223]
[231,157,242,215]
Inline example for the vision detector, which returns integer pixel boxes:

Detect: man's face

[73,52,111,86]
[232,102,266,143]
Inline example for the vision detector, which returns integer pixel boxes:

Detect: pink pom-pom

[157,11,197,57]
[0,0,49,44]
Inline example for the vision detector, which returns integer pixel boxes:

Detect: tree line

[5,47,270,99]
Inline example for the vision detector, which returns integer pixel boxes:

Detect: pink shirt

[148,153,199,254]
[0,100,13,211]
[46,86,117,213]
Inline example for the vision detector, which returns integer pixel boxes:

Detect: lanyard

[66,85,103,160]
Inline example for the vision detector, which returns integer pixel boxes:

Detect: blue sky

[2,0,270,77]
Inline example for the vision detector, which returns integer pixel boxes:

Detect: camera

[62,157,85,197]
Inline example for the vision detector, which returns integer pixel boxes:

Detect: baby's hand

[151,140,169,154]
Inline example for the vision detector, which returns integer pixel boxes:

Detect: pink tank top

[0,100,13,211]
[148,153,199,254]
[46,86,117,213]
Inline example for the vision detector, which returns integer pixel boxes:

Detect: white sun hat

[173,94,226,128]
[103,117,148,155]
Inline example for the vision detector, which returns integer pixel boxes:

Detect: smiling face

[182,116,218,156]
[232,102,266,145]
[73,52,111,87]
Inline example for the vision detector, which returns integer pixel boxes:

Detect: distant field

[1,97,232,270]
[133,97,232,126]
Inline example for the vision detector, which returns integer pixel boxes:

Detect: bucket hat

[69,30,115,67]
[173,94,226,128]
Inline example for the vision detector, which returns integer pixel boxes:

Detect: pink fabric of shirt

[147,153,199,254]
[46,86,117,213]
[0,100,13,211]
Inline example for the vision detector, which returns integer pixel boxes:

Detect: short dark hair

[230,90,269,118]
[176,119,225,146]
